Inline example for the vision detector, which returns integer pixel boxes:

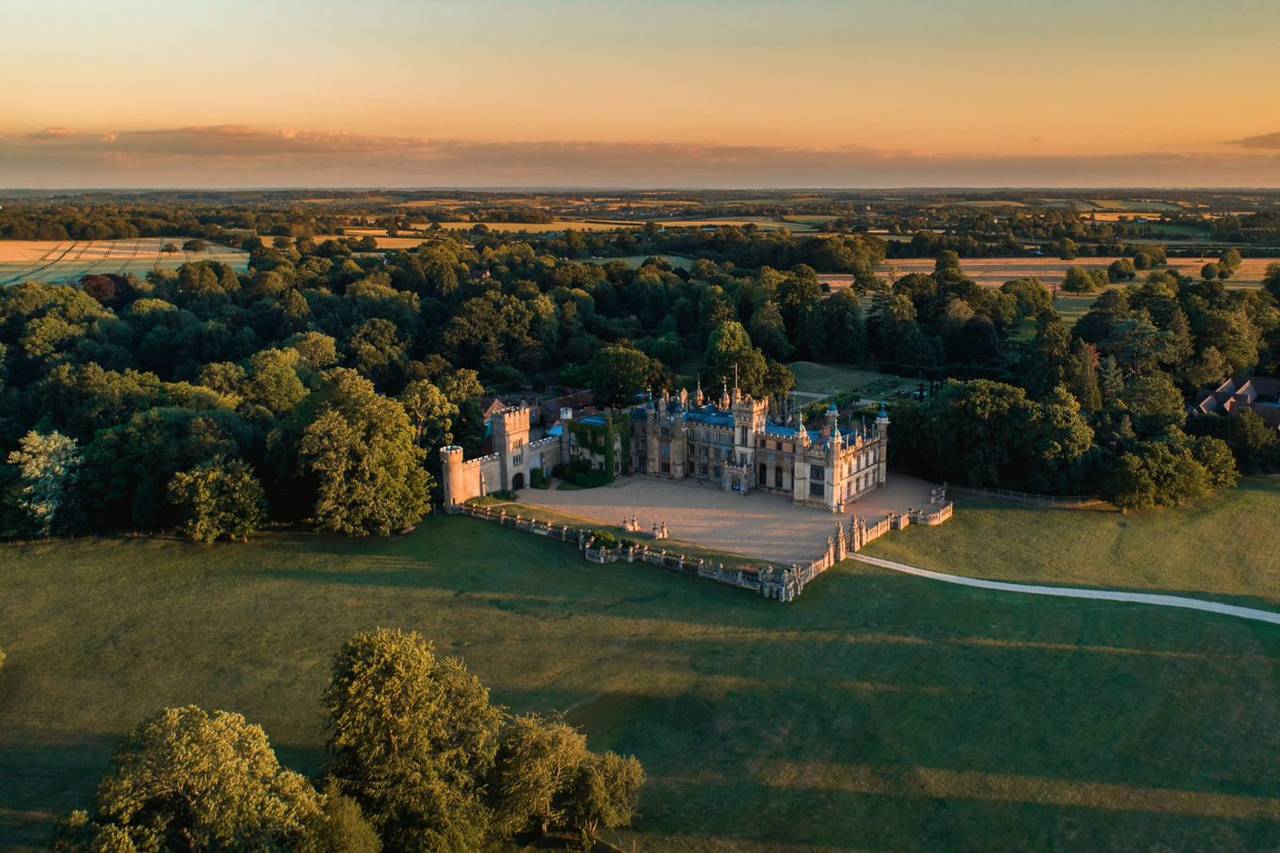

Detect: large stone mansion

[441,381,889,514]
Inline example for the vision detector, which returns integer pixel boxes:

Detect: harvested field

[0,239,248,286]
[435,219,637,232]
[655,216,818,232]
[297,233,431,249]
[879,256,1278,289]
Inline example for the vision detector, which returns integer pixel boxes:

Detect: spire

[694,376,704,406]
[720,379,731,411]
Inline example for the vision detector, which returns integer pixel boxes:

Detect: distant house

[1194,377,1280,429]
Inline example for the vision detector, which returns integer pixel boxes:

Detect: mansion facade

[441,382,889,514]
[631,382,889,512]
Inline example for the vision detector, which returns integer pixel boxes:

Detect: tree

[1107,259,1137,282]
[1117,371,1186,436]
[822,289,867,363]
[1263,262,1280,302]
[245,348,307,416]
[1201,262,1219,281]
[399,380,458,448]
[1061,267,1106,293]
[748,300,793,360]
[52,706,319,851]
[563,752,646,845]
[181,238,208,252]
[300,778,382,853]
[1226,409,1280,473]
[489,714,589,838]
[167,457,267,543]
[1023,319,1071,398]
[1063,338,1102,412]
[704,320,769,398]
[1105,432,1237,510]
[6,430,80,536]
[589,345,654,410]
[324,629,503,851]
[1181,345,1228,390]
[299,369,433,536]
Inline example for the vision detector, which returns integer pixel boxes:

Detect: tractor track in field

[0,240,82,286]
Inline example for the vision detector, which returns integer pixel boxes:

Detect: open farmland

[435,219,638,233]
[879,256,1279,289]
[656,216,820,232]
[0,239,248,286]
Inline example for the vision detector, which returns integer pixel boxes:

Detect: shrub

[491,488,518,501]
[560,459,611,488]
[530,468,549,489]
[591,530,620,549]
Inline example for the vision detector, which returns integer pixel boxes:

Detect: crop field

[0,239,248,286]
[655,216,820,232]
[880,256,1278,289]
[2,506,1280,851]
[290,232,432,249]
[435,219,638,233]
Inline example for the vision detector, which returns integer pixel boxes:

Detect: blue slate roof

[577,414,609,427]
[685,409,733,428]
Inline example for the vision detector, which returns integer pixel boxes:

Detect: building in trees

[1193,377,1280,429]
[441,380,889,514]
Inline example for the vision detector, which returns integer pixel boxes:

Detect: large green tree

[589,345,654,410]
[299,369,433,536]
[52,706,320,851]
[324,628,503,851]
[167,456,268,543]
[6,429,81,536]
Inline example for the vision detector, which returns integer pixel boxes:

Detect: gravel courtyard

[518,474,940,564]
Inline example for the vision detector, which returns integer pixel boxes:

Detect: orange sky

[2,0,1279,186]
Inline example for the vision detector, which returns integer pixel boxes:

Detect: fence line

[948,485,1103,508]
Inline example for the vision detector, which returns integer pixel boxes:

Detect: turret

[876,402,890,441]
[441,445,466,508]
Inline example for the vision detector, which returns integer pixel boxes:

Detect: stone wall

[453,498,954,603]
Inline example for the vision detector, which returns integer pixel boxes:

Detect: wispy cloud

[1229,131,1280,151]
[4,125,1280,188]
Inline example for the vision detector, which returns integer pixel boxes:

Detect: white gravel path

[854,554,1280,626]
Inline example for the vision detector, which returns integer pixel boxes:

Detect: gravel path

[854,554,1280,625]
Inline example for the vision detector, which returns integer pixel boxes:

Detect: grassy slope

[865,478,1280,606]
[789,362,916,398]
[1,514,1279,850]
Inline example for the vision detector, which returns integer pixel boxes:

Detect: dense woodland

[2,203,1280,542]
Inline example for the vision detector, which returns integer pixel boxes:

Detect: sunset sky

[3,0,1279,187]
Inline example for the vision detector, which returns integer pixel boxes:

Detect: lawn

[864,477,1280,606]
[2,510,1280,850]
[789,361,919,399]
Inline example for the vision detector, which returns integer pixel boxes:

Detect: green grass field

[865,477,1280,606]
[789,361,919,399]
[594,254,696,271]
[3,502,1280,850]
